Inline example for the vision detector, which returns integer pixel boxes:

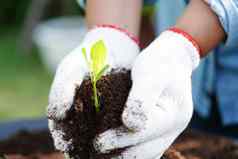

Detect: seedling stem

[82,40,109,112]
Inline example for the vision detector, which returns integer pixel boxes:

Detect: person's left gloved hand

[94,28,200,159]
[47,25,140,153]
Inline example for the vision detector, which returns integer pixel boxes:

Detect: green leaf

[82,47,90,68]
[90,40,107,76]
[95,64,109,81]
[81,40,109,113]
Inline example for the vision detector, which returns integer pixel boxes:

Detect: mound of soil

[55,70,132,159]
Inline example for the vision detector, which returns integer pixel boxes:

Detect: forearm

[86,0,143,36]
[175,0,225,56]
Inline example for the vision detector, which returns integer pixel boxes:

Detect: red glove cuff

[96,24,140,47]
[168,27,202,57]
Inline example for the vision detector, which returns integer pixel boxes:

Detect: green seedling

[82,40,109,112]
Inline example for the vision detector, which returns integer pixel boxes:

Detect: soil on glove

[56,70,133,159]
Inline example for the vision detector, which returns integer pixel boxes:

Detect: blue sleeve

[207,0,238,49]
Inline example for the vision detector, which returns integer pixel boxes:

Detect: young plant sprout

[82,40,109,112]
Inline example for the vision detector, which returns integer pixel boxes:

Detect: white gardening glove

[47,25,140,152]
[94,28,200,159]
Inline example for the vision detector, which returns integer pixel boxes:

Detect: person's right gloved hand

[47,25,140,152]
[94,28,200,159]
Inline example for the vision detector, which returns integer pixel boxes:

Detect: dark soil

[0,130,63,159]
[173,130,238,159]
[57,70,132,159]
[0,130,54,155]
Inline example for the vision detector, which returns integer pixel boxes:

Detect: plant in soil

[81,40,109,112]
[60,70,132,159]
[51,38,132,159]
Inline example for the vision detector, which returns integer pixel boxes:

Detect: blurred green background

[0,27,52,121]
[0,0,83,121]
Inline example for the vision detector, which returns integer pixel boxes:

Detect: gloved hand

[47,25,140,152]
[94,28,200,159]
